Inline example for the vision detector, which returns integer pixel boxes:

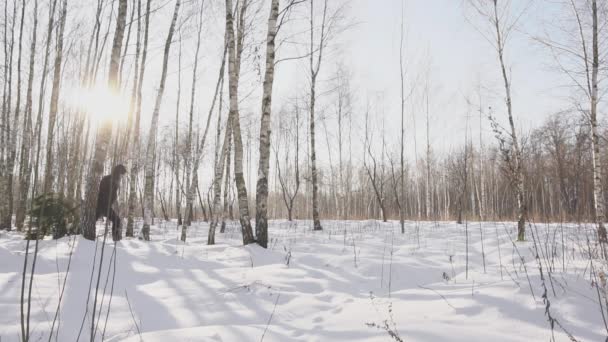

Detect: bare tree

[15,0,38,230]
[534,0,607,241]
[256,0,303,247]
[225,0,255,244]
[174,34,183,229]
[42,0,68,195]
[0,0,16,230]
[205,34,229,246]
[424,69,432,220]
[255,0,280,248]
[363,104,388,222]
[127,0,150,237]
[467,0,527,240]
[141,0,181,241]
[399,1,406,233]
[308,0,332,231]
[82,0,128,240]
[181,1,205,242]
[276,102,301,221]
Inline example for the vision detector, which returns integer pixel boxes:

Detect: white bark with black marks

[255,0,280,248]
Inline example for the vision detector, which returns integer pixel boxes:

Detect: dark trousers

[97,208,122,241]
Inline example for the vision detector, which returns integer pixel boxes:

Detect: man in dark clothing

[96,164,127,241]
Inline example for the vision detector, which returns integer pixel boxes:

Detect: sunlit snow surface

[0,220,605,341]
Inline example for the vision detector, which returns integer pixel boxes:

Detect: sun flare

[66,85,131,124]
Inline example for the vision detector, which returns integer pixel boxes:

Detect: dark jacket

[96,174,121,219]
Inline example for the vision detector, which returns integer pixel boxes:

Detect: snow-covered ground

[0,220,606,341]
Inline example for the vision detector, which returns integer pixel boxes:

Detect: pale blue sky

[263,0,583,160]
[63,0,601,184]
[341,0,571,153]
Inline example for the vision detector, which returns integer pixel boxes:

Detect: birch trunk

[337,91,345,220]
[209,85,230,245]
[15,0,38,230]
[2,0,26,230]
[42,0,67,195]
[209,119,231,245]
[29,0,57,224]
[425,86,432,219]
[492,0,526,241]
[181,2,205,242]
[1,0,22,230]
[478,96,486,221]
[81,0,128,240]
[185,20,226,242]
[589,0,607,242]
[127,0,149,237]
[226,0,255,244]
[399,4,406,233]
[309,0,328,231]
[255,0,279,248]
[0,1,16,230]
[141,0,180,241]
[221,127,231,233]
[175,36,182,228]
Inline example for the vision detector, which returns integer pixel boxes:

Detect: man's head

[112,164,127,179]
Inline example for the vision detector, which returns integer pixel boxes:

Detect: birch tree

[225,0,255,244]
[42,0,68,195]
[582,0,605,242]
[276,103,301,221]
[181,1,205,242]
[82,0,128,240]
[0,1,16,230]
[30,0,58,211]
[200,30,228,245]
[398,3,406,233]
[308,0,330,231]
[1,0,26,230]
[141,0,181,241]
[174,36,183,228]
[127,0,150,237]
[254,0,280,248]
[424,72,432,219]
[467,0,527,240]
[15,0,38,230]
[534,0,607,241]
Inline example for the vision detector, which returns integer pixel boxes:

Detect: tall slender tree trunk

[185,31,227,243]
[42,0,67,195]
[127,0,149,238]
[492,0,526,241]
[81,0,128,240]
[209,88,231,245]
[399,2,406,233]
[337,88,345,220]
[309,0,328,231]
[181,1,205,242]
[209,124,230,245]
[478,95,486,221]
[589,0,607,242]
[255,0,279,248]
[221,128,231,233]
[175,35,183,229]
[29,0,57,223]
[15,0,38,230]
[2,0,26,230]
[141,0,180,241]
[425,85,432,219]
[0,1,16,230]
[225,0,255,244]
